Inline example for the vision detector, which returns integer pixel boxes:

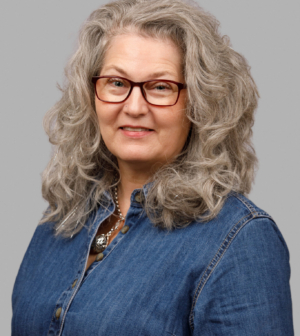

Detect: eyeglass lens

[95,77,179,106]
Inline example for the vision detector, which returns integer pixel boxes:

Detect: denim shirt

[12,190,294,336]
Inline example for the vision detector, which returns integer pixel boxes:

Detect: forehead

[101,33,183,81]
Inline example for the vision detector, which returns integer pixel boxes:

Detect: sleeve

[191,217,294,336]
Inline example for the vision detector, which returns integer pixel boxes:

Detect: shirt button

[96,253,104,261]
[121,225,130,234]
[134,192,142,203]
[55,307,62,319]
[71,279,77,288]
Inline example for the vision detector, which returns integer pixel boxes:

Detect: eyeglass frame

[92,76,187,107]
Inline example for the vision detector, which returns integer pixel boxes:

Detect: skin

[86,33,190,270]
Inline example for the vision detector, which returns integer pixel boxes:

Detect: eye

[107,78,125,87]
[155,84,168,90]
[147,81,172,91]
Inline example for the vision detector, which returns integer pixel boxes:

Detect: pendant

[91,234,108,253]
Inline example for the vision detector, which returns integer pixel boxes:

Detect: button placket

[80,198,142,287]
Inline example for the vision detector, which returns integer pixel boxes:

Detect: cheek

[172,113,191,149]
[95,101,116,130]
[160,113,190,153]
[166,102,190,136]
[176,119,191,147]
[95,100,103,123]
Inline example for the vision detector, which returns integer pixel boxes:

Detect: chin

[115,151,162,166]
[114,148,152,161]
[118,155,155,164]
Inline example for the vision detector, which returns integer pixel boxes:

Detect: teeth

[122,127,150,131]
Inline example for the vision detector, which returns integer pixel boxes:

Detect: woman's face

[95,33,190,172]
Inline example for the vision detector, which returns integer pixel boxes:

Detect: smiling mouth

[121,127,153,132]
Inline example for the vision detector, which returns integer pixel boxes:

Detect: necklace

[91,186,125,253]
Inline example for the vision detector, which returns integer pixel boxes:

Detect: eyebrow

[101,65,177,79]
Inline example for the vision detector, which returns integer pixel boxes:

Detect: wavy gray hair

[41,0,259,237]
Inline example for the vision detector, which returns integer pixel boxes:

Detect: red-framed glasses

[92,76,187,107]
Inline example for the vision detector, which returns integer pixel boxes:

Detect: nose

[123,86,149,117]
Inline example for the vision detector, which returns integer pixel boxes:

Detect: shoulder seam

[230,193,272,220]
[231,193,256,213]
[188,211,273,331]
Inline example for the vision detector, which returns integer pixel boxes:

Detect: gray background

[1,0,299,334]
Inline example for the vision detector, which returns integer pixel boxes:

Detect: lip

[119,125,154,138]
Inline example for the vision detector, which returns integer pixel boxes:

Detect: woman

[12,0,294,335]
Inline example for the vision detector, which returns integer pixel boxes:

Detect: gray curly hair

[41,0,259,237]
